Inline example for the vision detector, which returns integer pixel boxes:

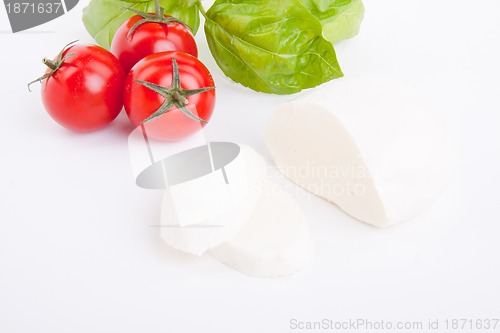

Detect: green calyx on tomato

[27,40,77,92]
[124,0,190,39]
[136,57,215,124]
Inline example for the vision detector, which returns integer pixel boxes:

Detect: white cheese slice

[209,182,312,278]
[160,145,266,255]
[265,76,451,227]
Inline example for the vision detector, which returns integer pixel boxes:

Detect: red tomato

[124,51,215,141]
[33,43,125,132]
[111,14,198,73]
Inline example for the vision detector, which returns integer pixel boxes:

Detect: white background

[1,0,499,332]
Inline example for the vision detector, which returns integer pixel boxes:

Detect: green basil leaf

[204,0,343,95]
[299,0,365,44]
[82,0,200,50]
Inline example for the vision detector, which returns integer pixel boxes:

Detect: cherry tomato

[31,42,125,132]
[111,14,198,73]
[124,51,216,141]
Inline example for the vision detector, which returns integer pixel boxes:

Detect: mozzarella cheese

[160,145,266,255]
[209,182,312,278]
[265,76,451,227]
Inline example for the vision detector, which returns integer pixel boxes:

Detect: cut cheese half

[160,145,266,255]
[265,76,451,227]
[209,182,312,278]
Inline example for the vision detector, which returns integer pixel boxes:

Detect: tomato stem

[136,57,215,124]
[172,91,188,104]
[124,0,191,40]
[43,57,58,71]
[27,40,78,92]
[154,0,161,19]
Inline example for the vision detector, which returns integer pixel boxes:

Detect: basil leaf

[82,0,200,50]
[204,0,343,95]
[299,0,365,44]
